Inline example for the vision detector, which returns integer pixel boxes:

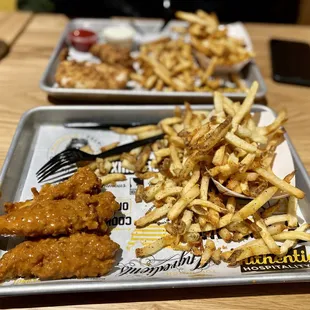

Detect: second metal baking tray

[0,104,309,297]
[40,18,267,103]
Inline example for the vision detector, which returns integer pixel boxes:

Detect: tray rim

[0,104,309,297]
[39,18,267,100]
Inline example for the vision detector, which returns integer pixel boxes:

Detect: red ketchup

[68,29,97,52]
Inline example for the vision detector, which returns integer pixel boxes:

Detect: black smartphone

[270,39,310,86]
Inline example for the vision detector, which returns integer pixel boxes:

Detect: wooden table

[0,11,33,60]
[1,14,310,310]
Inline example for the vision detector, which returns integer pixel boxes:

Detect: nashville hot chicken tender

[0,233,119,281]
[0,168,122,282]
[0,193,119,237]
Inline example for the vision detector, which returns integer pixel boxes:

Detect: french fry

[137,129,163,140]
[280,224,309,256]
[160,117,182,126]
[191,205,209,216]
[273,231,310,242]
[135,184,144,203]
[182,168,200,195]
[226,221,250,235]
[218,213,234,228]
[206,209,220,227]
[258,110,287,135]
[144,75,157,89]
[267,223,286,235]
[232,187,278,222]
[232,81,259,129]
[155,186,183,201]
[287,196,298,228]
[99,174,126,185]
[188,223,215,232]
[214,91,224,113]
[231,73,248,92]
[195,116,232,152]
[222,97,235,117]
[189,199,228,214]
[198,215,208,227]
[111,125,158,135]
[200,175,210,200]
[256,218,281,255]
[180,210,194,234]
[100,142,120,152]
[218,228,233,242]
[200,240,216,266]
[176,11,210,26]
[212,145,226,166]
[255,167,305,199]
[211,248,222,265]
[155,78,164,91]
[190,124,210,145]
[225,132,257,153]
[143,181,164,203]
[227,238,271,264]
[98,160,112,175]
[170,136,185,148]
[162,124,176,136]
[121,159,135,171]
[236,125,252,139]
[239,153,256,173]
[135,145,151,172]
[226,197,236,213]
[264,214,290,226]
[261,201,281,218]
[168,184,200,221]
[136,235,175,257]
[136,171,158,179]
[135,203,171,227]
[154,148,170,158]
[80,145,93,154]
[169,144,182,173]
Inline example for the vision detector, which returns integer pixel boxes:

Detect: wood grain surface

[0,14,310,310]
[0,11,32,46]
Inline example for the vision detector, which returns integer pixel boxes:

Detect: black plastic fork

[36,133,164,182]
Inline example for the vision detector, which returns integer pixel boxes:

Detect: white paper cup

[102,26,135,49]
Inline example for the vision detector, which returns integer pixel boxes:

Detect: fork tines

[36,149,79,182]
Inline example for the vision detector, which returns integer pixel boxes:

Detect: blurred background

[0,0,309,24]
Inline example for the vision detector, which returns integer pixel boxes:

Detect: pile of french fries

[131,37,198,92]
[129,10,250,93]
[110,81,307,267]
[175,10,254,67]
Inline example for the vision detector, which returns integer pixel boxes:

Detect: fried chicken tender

[0,233,119,281]
[89,43,133,69]
[5,167,102,213]
[0,192,119,237]
[36,166,102,201]
[55,60,129,89]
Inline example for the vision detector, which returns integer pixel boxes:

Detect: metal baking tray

[40,18,267,103]
[0,105,309,297]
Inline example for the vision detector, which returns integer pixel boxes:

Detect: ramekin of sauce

[101,26,135,49]
[68,29,98,52]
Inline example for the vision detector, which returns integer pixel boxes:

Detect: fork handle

[96,133,165,159]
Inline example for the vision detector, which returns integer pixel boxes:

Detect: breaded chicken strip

[0,233,119,281]
[89,43,133,69]
[5,167,102,213]
[0,192,119,237]
[55,60,129,89]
